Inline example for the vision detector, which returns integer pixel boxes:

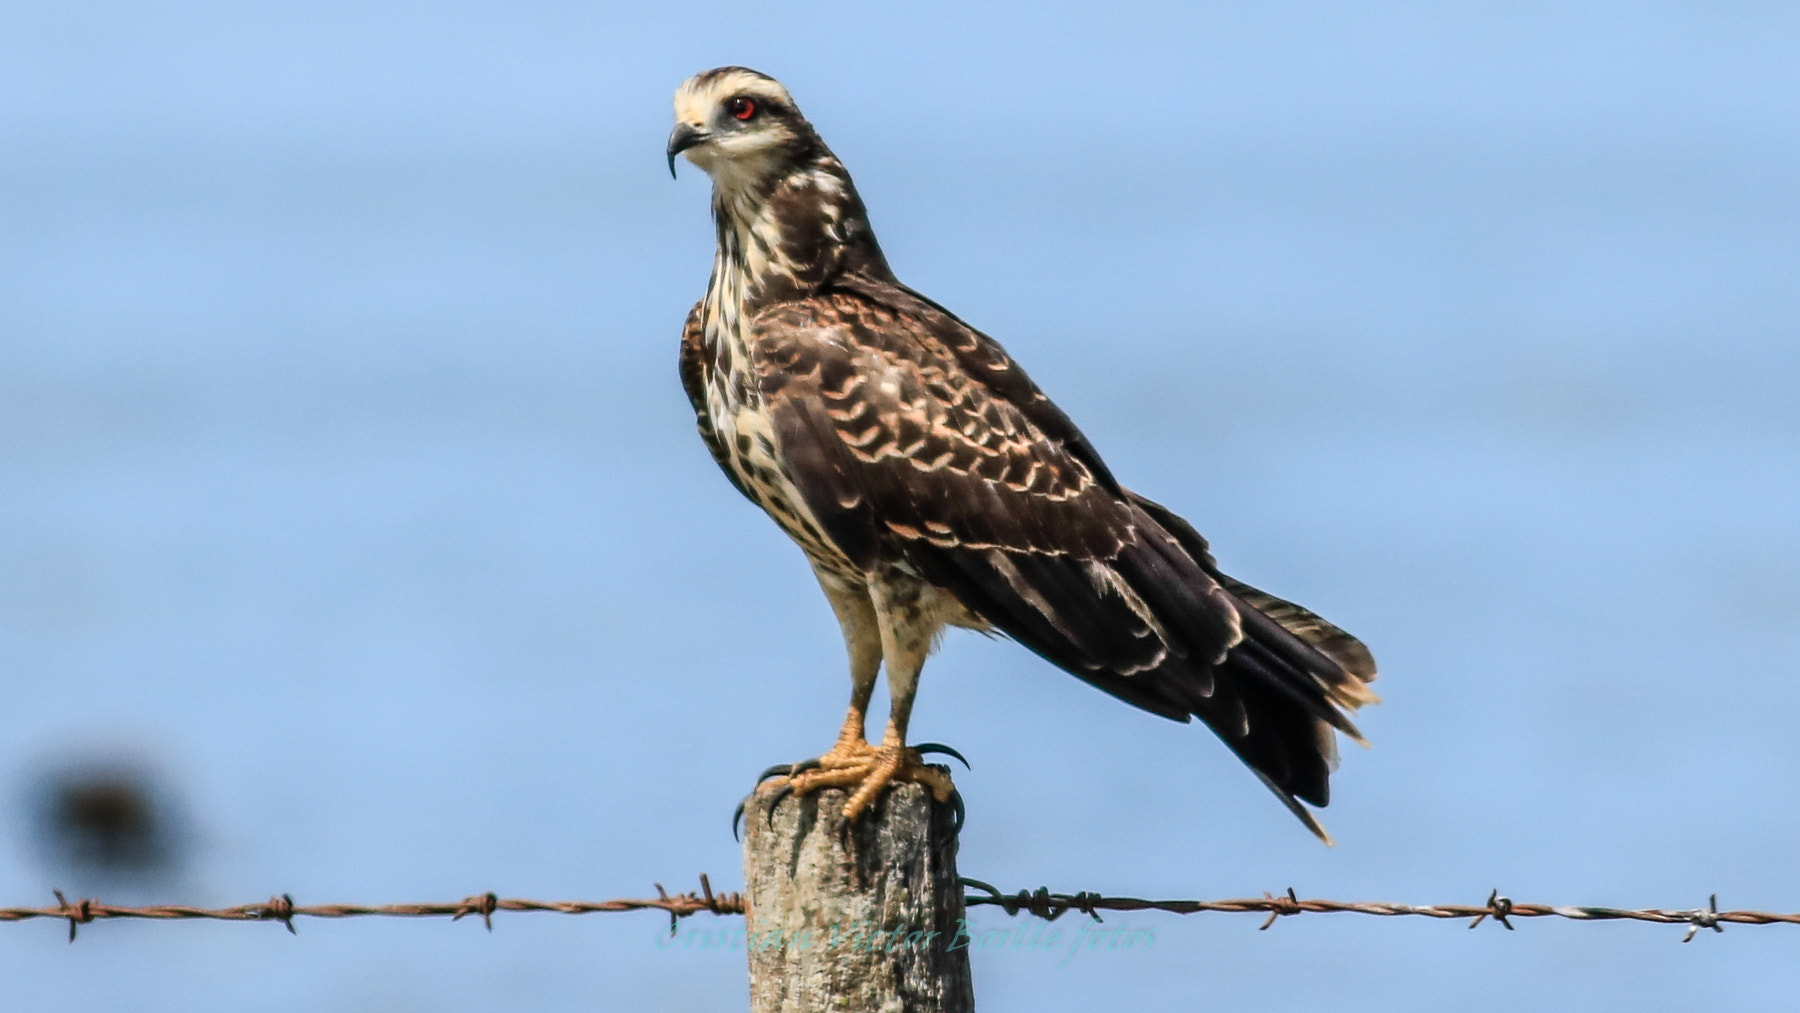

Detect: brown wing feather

[834,273,1122,494]
[745,289,1373,828]
[1126,490,1380,710]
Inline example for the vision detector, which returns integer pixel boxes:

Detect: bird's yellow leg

[787,595,956,819]
[814,705,878,768]
[799,569,885,772]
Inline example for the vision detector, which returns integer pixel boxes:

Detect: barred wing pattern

[740,287,1376,828]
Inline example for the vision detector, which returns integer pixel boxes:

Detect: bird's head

[667,67,819,193]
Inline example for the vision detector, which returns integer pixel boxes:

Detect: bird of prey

[668,67,1378,841]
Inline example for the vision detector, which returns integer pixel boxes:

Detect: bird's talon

[755,763,795,783]
[751,736,959,827]
[764,783,796,828]
[912,743,971,770]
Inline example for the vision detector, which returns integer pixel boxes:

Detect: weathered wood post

[743,780,974,1012]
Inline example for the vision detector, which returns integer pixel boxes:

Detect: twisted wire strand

[0,876,745,941]
[0,876,1769,943]
[957,881,1744,941]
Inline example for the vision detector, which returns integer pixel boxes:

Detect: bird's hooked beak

[667,123,709,179]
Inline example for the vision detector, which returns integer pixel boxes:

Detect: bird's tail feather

[1124,492,1378,837]
[905,488,1377,842]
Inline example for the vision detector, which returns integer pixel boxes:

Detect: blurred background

[4,2,1798,1009]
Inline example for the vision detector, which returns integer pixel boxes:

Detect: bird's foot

[734,738,879,839]
[783,736,956,821]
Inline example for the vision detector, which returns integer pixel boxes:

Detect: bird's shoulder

[677,299,706,411]
[743,286,1135,561]
[746,278,1121,495]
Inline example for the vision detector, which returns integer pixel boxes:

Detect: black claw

[949,789,966,836]
[913,743,971,770]
[743,759,819,836]
[765,783,796,828]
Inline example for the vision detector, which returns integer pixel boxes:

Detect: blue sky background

[4,2,1799,1009]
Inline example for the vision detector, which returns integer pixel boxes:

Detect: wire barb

[1682,894,1723,943]
[1259,888,1301,931]
[453,892,498,932]
[259,894,297,935]
[1468,890,1514,930]
[958,880,1104,923]
[654,883,677,937]
[52,890,93,943]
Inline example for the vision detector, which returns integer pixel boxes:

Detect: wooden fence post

[743,780,974,1012]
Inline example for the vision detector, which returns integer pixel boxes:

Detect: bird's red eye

[728,97,758,121]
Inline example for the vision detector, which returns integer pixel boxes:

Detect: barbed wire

[0,875,1782,944]
[958,881,1746,943]
[0,876,744,942]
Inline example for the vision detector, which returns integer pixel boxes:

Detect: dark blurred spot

[26,761,188,880]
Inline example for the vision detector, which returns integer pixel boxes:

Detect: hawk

[668,67,1378,841]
